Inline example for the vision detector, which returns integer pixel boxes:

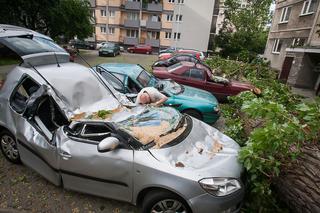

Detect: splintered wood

[129,121,186,148]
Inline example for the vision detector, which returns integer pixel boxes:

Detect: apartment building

[89,0,216,52]
[264,0,320,94]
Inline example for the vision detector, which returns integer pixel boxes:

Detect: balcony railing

[124,19,140,28]
[125,1,141,10]
[143,3,163,12]
[146,39,160,47]
[146,20,161,30]
[124,37,139,45]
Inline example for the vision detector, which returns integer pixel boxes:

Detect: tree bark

[275,143,320,213]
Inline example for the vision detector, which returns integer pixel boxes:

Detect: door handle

[59,151,72,159]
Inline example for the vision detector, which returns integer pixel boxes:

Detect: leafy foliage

[206,56,320,212]
[214,0,272,61]
[0,0,93,41]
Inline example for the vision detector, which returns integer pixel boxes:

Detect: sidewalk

[291,87,317,102]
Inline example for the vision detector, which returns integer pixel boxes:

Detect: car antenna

[76,51,95,71]
[27,62,64,101]
[54,52,60,67]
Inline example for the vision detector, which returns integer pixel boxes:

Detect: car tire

[0,130,21,164]
[146,51,150,55]
[183,109,203,121]
[113,52,116,57]
[142,190,191,213]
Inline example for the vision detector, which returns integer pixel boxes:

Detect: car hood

[171,85,218,106]
[149,118,242,178]
[230,80,254,91]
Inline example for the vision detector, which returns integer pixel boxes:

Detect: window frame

[279,6,291,23]
[100,9,107,17]
[9,75,40,114]
[108,27,115,35]
[100,26,107,34]
[189,68,205,81]
[300,0,316,16]
[272,39,282,54]
[109,10,115,18]
[165,32,172,39]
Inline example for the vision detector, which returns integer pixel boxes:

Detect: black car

[69,39,95,50]
[152,54,201,68]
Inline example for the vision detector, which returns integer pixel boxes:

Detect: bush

[206,56,320,212]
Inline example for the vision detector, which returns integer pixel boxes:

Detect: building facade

[89,0,216,52]
[264,0,320,94]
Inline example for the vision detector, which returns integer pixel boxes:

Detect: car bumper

[99,51,115,56]
[202,111,220,124]
[188,188,245,213]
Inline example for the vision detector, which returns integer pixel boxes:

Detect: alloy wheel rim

[151,199,187,213]
[1,135,19,160]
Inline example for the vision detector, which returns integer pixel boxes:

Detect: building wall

[264,0,320,71]
[90,0,219,51]
[171,0,215,52]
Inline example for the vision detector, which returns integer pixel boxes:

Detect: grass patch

[0,58,20,66]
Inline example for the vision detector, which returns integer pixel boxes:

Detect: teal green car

[98,43,120,57]
[96,63,220,124]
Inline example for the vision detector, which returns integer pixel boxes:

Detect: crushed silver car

[0,25,244,213]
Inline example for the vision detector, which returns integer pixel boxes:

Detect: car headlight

[199,178,241,196]
[213,106,220,113]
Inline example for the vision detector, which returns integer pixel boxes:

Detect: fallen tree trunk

[275,143,320,213]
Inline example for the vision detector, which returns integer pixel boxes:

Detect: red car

[127,45,152,54]
[153,62,261,101]
[159,49,205,61]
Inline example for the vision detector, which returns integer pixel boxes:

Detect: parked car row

[0,25,244,213]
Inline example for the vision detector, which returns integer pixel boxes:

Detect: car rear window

[1,36,65,56]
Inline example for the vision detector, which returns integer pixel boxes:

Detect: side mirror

[98,137,120,153]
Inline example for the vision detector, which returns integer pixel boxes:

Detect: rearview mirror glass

[98,137,120,153]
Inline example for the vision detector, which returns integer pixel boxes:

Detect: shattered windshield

[159,80,184,95]
[71,106,187,149]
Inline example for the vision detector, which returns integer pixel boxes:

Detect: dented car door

[10,76,66,186]
[56,122,134,202]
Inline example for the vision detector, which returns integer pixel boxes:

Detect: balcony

[124,37,139,45]
[143,3,163,12]
[89,0,95,7]
[146,20,161,30]
[146,39,160,47]
[124,19,140,28]
[125,1,141,10]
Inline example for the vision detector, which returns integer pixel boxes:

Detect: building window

[272,39,282,54]
[177,0,184,3]
[279,7,291,23]
[100,26,107,34]
[127,12,139,20]
[292,38,306,47]
[165,32,172,39]
[176,14,183,22]
[109,10,115,17]
[108,27,115,34]
[166,14,173,21]
[168,0,175,3]
[301,0,316,15]
[100,10,107,17]
[147,31,160,39]
[126,29,138,38]
[174,32,181,40]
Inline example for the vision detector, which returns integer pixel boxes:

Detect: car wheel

[0,130,21,164]
[142,190,190,213]
[113,52,116,57]
[146,51,150,54]
[183,109,203,121]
